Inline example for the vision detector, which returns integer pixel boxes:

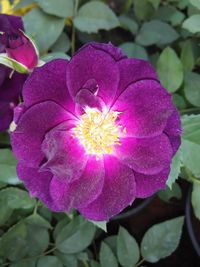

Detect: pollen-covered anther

[73,107,121,157]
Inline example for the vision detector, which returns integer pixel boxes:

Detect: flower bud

[2,30,38,70]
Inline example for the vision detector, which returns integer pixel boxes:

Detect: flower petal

[114,134,173,175]
[11,101,72,167]
[79,156,136,221]
[17,163,59,211]
[113,80,173,137]
[116,58,159,96]
[23,59,75,113]
[49,156,104,210]
[66,44,120,106]
[134,168,170,198]
[41,121,87,183]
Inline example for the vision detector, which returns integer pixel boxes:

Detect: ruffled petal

[11,101,72,167]
[164,107,181,155]
[66,44,120,106]
[79,156,136,221]
[113,80,173,137]
[114,134,173,175]
[23,59,75,113]
[116,58,159,96]
[135,168,170,198]
[49,156,104,210]
[41,121,87,183]
[86,42,127,61]
[17,163,59,211]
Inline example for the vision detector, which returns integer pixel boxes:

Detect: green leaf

[90,220,107,232]
[41,52,70,62]
[25,213,52,229]
[0,187,36,210]
[153,5,185,26]
[136,20,179,46]
[166,149,181,189]
[117,227,140,267]
[119,15,138,35]
[13,0,35,10]
[104,236,117,256]
[23,8,65,52]
[119,42,148,60]
[157,47,183,92]
[184,72,200,107]
[190,0,200,10]
[100,242,118,267]
[0,199,13,226]
[0,221,27,261]
[37,256,63,267]
[180,40,195,72]
[53,218,70,240]
[36,0,74,18]
[141,216,184,262]
[51,32,70,53]
[54,251,78,267]
[173,94,187,109]
[90,260,101,267]
[74,1,119,33]
[182,14,200,33]
[10,259,37,267]
[159,182,182,202]
[56,215,96,254]
[148,0,161,9]
[133,0,154,21]
[0,149,20,185]
[192,183,200,220]
[181,114,200,177]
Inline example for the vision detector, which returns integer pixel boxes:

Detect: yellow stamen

[73,107,121,157]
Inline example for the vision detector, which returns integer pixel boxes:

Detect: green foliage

[136,20,179,46]
[157,47,183,92]
[141,217,184,262]
[0,149,20,185]
[117,227,140,267]
[182,14,200,33]
[74,1,119,33]
[181,115,200,178]
[184,72,200,107]
[119,42,148,60]
[192,183,200,220]
[23,8,65,52]
[100,242,118,267]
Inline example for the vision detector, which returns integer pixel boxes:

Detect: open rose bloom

[11,43,181,221]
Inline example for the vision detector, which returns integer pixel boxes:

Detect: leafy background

[0,0,200,266]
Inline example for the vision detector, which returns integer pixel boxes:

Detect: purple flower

[0,14,38,70]
[0,14,27,131]
[11,43,181,221]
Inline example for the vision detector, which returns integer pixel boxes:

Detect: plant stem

[180,107,200,115]
[82,260,90,267]
[71,0,79,55]
[134,258,145,267]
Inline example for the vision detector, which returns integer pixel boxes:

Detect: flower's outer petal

[135,168,170,198]
[79,155,136,221]
[113,80,173,137]
[41,121,87,183]
[116,58,159,96]
[0,68,26,131]
[17,163,59,211]
[169,136,181,155]
[78,42,127,61]
[49,156,104,210]
[164,107,182,136]
[164,107,181,155]
[67,44,120,106]
[11,101,72,167]
[23,59,75,113]
[0,14,24,32]
[114,134,173,175]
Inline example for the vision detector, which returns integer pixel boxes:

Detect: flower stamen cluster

[73,107,121,158]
